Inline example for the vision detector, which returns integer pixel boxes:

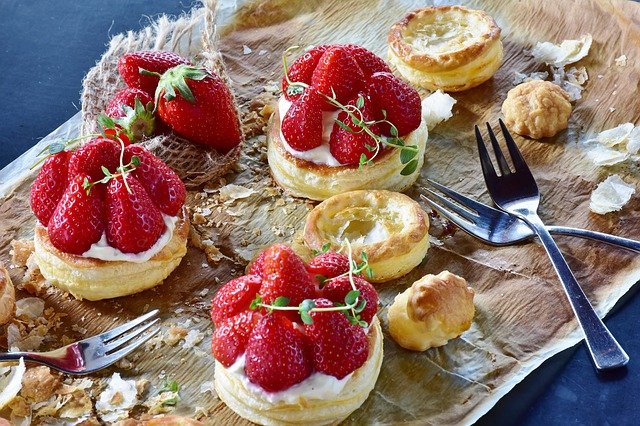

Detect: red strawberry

[260,245,318,321]
[106,88,153,118]
[245,315,312,392]
[105,175,165,253]
[210,275,262,326]
[307,252,350,280]
[211,310,262,367]
[311,46,365,110]
[322,275,379,324]
[282,45,329,101]
[367,72,421,137]
[342,44,391,76]
[118,51,191,95]
[156,65,242,153]
[247,250,268,278]
[68,138,121,182]
[102,127,131,146]
[123,145,186,216]
[305,298,369,379]
[30,151,71,225]
[47,174,105,255]
[281,88,324,151]
[329,93,382,165]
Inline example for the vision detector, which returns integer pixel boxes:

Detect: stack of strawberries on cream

[210,244,383,425]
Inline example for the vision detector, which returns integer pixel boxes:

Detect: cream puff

[304,190,430,283]
[268,44,428,201]
[30,139,188,301]
[388,6,503,92]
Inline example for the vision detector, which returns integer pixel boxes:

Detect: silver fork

[475,120,628,371]
[420,179,640,252]
[0,309,160,374]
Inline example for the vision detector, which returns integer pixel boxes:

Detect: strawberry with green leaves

[104,88,156,143]
[118,50,191,95]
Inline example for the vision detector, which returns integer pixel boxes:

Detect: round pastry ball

[501,80,572,139]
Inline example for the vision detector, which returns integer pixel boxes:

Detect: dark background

[1,1,639,424]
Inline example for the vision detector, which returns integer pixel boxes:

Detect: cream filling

[81,214,178,263]
[225,353,352,404]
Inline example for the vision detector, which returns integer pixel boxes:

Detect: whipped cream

[278,96,342,166]
[225,353,352,404]
[81,213,178,263]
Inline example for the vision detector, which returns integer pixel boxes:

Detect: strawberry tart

[30,138,189,301]
[210,245,383,425]
[267,44,428,201]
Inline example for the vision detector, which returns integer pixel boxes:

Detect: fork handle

[548,226,640,253]
[522,215,629,371]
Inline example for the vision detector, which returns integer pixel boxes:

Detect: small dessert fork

[0,309,159,374]
[475,120,628,371]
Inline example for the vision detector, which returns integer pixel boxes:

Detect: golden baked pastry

[304,190,430,282]
[388,271,475,351]
[214,317,383,426]
[502,80,572,139]
[33,208,189,301]
[388,6,503,92]
[268,108,428,201]
[0,264,15,325]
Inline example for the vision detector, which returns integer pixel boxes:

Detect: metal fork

[0,309,160,374]
[475,120,628,371]
[420,179,640,252]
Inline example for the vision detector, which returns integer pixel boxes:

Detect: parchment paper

[1,0,639,425]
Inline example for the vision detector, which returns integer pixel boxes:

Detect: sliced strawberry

[247,250,268,278]
[260,244,318,321]
[329,93,382,165]
[211,310,262,367]
[30,151,71,225]
[210,275,262,326]
[123,145,186,216]
[342,44,391,76]
[47,174,105,255]
[322,275,379,324]
[305,298,369,379]
[282,45,329,101]
[118,51,192,96]
[245,315,312,392]
[105,175,165,254]
[311,46,364,110]
[367,72,421,137]
[106,88,153,118]
[307,252,350,281]
[281,88,324,151]
[68,138,121,182]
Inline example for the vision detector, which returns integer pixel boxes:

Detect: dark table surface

[1,1,638,424]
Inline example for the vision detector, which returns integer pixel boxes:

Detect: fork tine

[103,318,159,353]
[89,328,161,373]
[98,309,159,342]
[419,190,480,223]
[475,125,498,179]
[425,179,493,214]
[498,119,528,171]
[420,193,480,231]
[486,122,511,175]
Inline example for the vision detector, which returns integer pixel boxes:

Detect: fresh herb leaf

[159,379,179,393]
[273,296,290,307]
[400,147,417,164]
[250,295,262,310]
[400,159,419,176]
[345,290,360,306]
[356,95,365,109]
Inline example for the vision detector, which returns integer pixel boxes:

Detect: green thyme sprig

[81,154,140,195]
[30,133,101,170]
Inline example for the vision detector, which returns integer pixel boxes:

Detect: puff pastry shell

[33,208,189,301]
[214,317,383,426]
[388,6,503,92]
[304,190,430,282]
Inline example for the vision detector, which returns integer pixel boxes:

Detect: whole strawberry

[155,65,242,153]
[212,310,262,367]
[105,88,156,142]
[322,275,379,324]
[68,138,121,182]
[210,275,262,326]
[30,151,70,225]
[307,252,350,281]
[281,88,324,151]
[105,175,165,253]
[118,51,191,95]
[367,72,421,137]
[106,88,153,118]
[282,45,328,101]
[124,145,185,216]
[342,44,392,77]
[260,244,318,321]
[311,46,364,110]
[244,315,312,392]
[305,298,369,379]
[47,174,105,255]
